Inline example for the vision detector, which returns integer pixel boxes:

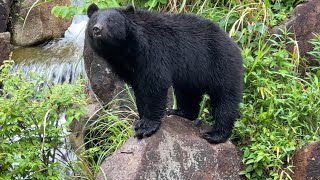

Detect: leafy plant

[233,29,320,179]
[308,33,320,64]
[52,0,128,18]
[71,85,136,178]
[0,60,87,179]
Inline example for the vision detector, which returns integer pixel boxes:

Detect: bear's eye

[108,19,112,23]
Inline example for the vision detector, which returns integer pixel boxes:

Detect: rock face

[293,141,320,180]
[270,0,320,67]
[83,34,124,104]
[96,116,243,180]
[10,0,71,46]
[69,102,101,153]
[0,32,11,63]
[0,0,13,33]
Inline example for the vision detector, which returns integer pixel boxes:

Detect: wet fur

[86,4,243,144]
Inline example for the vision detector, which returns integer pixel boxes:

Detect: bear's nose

[92,24,103,37]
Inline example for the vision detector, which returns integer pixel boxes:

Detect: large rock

[83,33,124,104]
[0,0,13,33]
[96,116,243,180]
[10,0,71,46]
[292,141,320,179]
[270,0,320,67]
[0,32,11,63]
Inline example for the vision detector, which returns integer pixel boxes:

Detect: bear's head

[86,3,135,50]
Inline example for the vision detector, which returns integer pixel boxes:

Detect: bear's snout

[92,24,103,37]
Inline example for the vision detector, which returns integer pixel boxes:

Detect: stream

[9,1,90,176]
[11,13,88,85]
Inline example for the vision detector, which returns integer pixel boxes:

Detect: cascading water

[10,0,90,177]
[11,0,89,85]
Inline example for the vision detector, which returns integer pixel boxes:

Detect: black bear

[86,3,243,144]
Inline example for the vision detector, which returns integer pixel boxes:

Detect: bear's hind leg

[202,92,240,144]
[167,88,201,121]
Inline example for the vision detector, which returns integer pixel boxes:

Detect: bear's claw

[134,119,161,139]
[202,131,230,144]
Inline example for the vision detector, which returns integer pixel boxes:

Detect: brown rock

[10,0,71,46]
[0,0,13,33]
[96,116,243,180]
[293,141,320,180]
[270,0,320,67]
[0,32,11,63]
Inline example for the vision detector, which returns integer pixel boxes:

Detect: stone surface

[0,32,11,63]
[83,33,124,104]
[292,141,320,180]
[96,116,243,180]
[10,0,71,46]
[269,0,320,67]
[0,0,13,32]
[69,102,102,153]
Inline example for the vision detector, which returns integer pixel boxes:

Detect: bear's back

[127,10,222,35]
[124,9,237,54]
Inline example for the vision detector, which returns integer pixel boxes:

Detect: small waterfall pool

[11,14,89,85]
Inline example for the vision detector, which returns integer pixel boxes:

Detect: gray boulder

[96,116,243,180]
[0,0,13,33]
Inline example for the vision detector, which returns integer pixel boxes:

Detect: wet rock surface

[10,0,71,46]
[83,34,124,104]
[270,0,320,67]
[293,141,320,180]
[96,116,243,180]
[0,32,11,63]
[0,0,13,33]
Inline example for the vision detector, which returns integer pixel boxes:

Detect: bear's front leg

[133,86,168,139]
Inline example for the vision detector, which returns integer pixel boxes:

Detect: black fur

[86,4,243,144]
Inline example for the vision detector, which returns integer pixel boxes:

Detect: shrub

[0,60,87,179]
[234,29,320,179]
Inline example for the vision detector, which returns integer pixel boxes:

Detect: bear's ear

[87,3,99,18]
[123,5,135,14]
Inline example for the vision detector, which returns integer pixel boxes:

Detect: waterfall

[11,0,89,85]
[8,0,91,177]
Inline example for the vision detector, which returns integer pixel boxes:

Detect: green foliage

[0,61,87,179]
[76,85,136,178]
[51,0,168,18]
[143,0,167,9]
[51,0,123,18]
[196,1,319,179]
[308,33,320,64]
[235,29,320,179]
